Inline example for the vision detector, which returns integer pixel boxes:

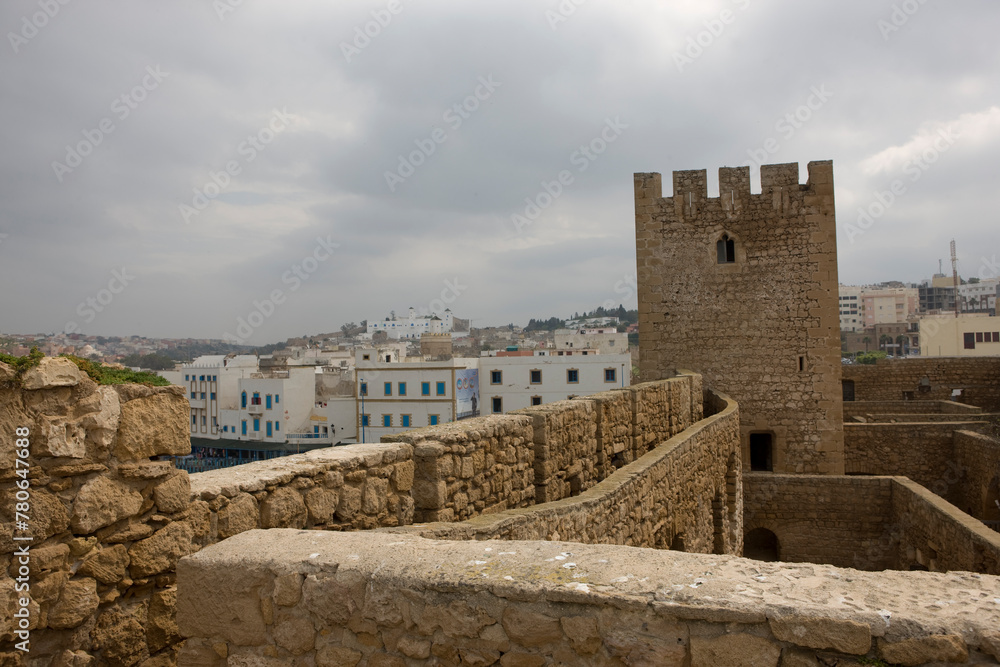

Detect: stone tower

[635,161,844,474]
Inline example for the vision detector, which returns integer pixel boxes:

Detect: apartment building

[481,350,632,414]
[553,328,628,355]
[919,314,1000,357]
[355,346,479,443]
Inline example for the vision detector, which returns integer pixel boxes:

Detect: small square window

[190,392,196,399]
[976,332,984,343]
[399,382,407,396]
[361,414,370,427]
[383,414,392,427]
[362,354,370,360]
[384,382,392,396]
[401,414,411,428]
[429,414,439,426]
[490,370,502,384]
[421,382,430,396]
[604,368,616,383]
[993,332,999,343]
[531,396,542,406]
[492,397,502,414]
[567,369,579,384]
[530,369,542,384]
[436,381,446,396]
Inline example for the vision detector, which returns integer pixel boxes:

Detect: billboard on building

[456,368,480,419]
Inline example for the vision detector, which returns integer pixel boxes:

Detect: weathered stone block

[879,634,968,666]
[78,544,129,584]
[22,358,84,391]
[71,476,142,535]
[153,472,191,514]
[260,488,307,529]
[115,390,189,461]
[690,634,781,667]
[769,614,871,654]
[128,521,196,578]
[217,493,258,539]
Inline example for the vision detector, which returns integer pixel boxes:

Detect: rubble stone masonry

[177,530,1000,666]
[843,357,1000,410]
[636,162,844,475]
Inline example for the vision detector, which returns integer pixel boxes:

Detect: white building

[161,354,260,439]
[367,307,455,340]
[217,367,316,445]
[958,279,999,314]
[838,285,863,332]
[554,328,628,355]
[354,346,479,443]
[480,350,632,414]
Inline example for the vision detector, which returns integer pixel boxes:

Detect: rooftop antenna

[950,239,959,318]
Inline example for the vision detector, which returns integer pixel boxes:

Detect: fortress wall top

[386,389,741,556]
[1,359,719,664]
[177,529,1000,666]
[843,357,1000,411]
[636,160,843,475]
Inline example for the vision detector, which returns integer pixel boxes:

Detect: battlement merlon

[633,161,834,204]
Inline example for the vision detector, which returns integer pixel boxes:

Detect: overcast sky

[1,1,998,343]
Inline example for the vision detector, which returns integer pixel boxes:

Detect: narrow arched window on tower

[717,234,736,264]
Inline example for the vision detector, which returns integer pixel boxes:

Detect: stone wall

[636,162,845,475]
[744,473,1000,574]
[843,357,1000,410]
[379,415,535,523]
[0,358,192,666]
[177,530,1000,667]
[841,399,983,418]
[1,361,712,665]
[843,421,988,503]
[953,430,1000,520]
[892,477,1000,573]
[743,473,896,570]
[389,390,741,556]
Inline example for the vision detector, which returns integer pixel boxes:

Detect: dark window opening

[798,355,805,372]
[744,528,779,561]
[842,380,855,402]
[670,533,686,552]
[749,433,773,472]
[964,332,976,350]
[491,397,502,414]
[716,234,736,264]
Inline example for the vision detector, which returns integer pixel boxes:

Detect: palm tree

[896,334,907,357]
[862,336,871,353]
[879,334,891,353]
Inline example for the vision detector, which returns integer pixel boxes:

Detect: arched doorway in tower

[744,528,779,561]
